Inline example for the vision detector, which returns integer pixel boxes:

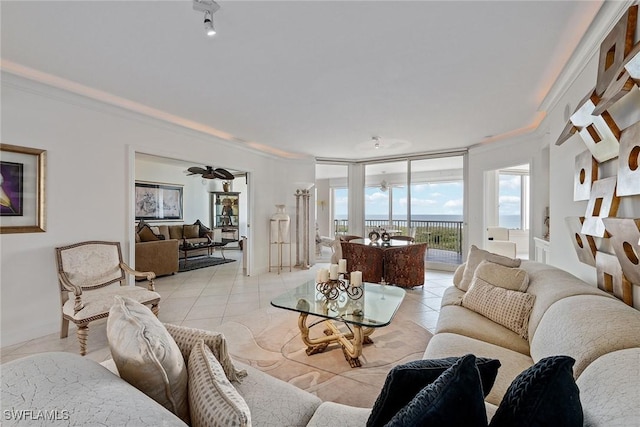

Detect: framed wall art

[0,143,46,234]
[135,181,183,221]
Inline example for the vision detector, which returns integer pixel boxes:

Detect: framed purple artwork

[0,144,46,233]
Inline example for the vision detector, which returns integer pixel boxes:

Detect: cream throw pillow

[107,296,190,423]
[164,323,247,383]
[474,260,529,292]
[462,279,535,340]
[458,245,521,291]
[188,339,252,427]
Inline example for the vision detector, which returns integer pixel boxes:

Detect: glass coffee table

[271,280,405,367]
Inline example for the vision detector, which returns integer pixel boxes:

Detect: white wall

[0,74,314,346]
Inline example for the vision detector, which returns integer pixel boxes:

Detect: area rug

[217,307,432,408]
[178,256,235,272]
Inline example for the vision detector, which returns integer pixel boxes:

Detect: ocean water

[335,214,523,229]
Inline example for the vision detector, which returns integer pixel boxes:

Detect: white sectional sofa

[2,260,639,426]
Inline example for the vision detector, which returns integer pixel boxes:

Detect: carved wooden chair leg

[77,324,88,356]
[60,318,69,339]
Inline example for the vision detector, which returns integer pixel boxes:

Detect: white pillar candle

[329,264,339,280]
[321,268,329,282]
[338,258,347,273]
[351,271,363,287]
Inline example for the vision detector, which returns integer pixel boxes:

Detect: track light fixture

[193,0,220,37]
[203,11,216,36]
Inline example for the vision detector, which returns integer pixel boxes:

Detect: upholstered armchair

[55,241,161,356]
[340,242,383,283]
[383,243,428,288]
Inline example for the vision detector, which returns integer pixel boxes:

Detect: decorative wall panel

[570,93,621,163]
[595,5,637,96]
[595,251,633,306]
[574,150,598,201]
[627,49,640,83]
[581,177,620,237]
[617,121,640,196]
[565,216,597,267]
[602,218,640,287]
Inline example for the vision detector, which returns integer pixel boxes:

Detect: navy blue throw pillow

[383,354,488,427]
[489,356,583,427]
[367,356,501,427]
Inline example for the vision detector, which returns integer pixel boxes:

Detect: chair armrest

[120,262,156,291]
[58,271,85,314]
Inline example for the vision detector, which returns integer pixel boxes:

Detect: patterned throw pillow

[462,279,535,339]
[107,296,190,424]
[458,245,521,291]
[490,356,583,427]
[367,356,501,427]
[164,323,247,383]
[384,354,488,427]
[188,339,251,427]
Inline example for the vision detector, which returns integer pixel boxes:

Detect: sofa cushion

[367,356,501,427]
[169,225,184,239]
[489,356,582,427]
[107,296,189,424]
[188,339,251,427]
[232,361,322,427]
[458,245,521,291]
[440,286,465,307]
[384,354,488,427]
[435,304,530,355]
[520,260,614,342]
[474,260,529,292]
[183,224,200,239]
[576,348,640,426]
[423,332,534,406]
[1,352,187,426]
[307,402,371,427]
[530,294,640,377]
[164,323,246,383]
[138,225,162,242]
[462,279,535,340]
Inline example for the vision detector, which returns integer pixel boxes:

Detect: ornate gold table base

[298,313,375,368]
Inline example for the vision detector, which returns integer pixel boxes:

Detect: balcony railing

[334,219,463,256]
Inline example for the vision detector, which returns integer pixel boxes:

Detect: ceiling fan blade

[214,168,235,180]
[187,166,206,175]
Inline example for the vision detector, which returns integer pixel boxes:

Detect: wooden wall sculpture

[602,218,640,287]
[558,5,640,307]
[617,120,640,196]
[565,216,597,266]
[574,150,598,201]
[581,177,620,237]
[569,91,621,163]
[595,251,633,306]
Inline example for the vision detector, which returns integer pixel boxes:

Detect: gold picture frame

[0,143,46,234]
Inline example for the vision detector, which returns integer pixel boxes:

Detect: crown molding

[539,0,636,114]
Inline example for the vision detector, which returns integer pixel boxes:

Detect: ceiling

[1,1,603,160]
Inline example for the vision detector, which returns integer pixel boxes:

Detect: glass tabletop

[270,280,405,328]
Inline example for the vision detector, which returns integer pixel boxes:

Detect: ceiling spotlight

[373,136,381,149]
[193,0,220,37]
[204,11,216,36]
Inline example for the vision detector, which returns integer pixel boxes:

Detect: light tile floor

[0,250,453,364]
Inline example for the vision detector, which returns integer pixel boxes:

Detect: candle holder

[316,274,363,301]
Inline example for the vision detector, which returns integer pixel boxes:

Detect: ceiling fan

[185,166,235,180]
